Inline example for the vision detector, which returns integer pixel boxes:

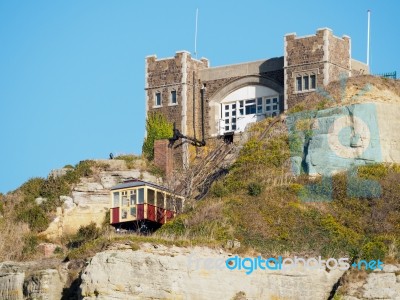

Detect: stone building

[145,28,369,171]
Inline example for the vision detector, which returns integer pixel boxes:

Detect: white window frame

[154,91,162,107]
[169,90,178,106]
[294,70,318,93]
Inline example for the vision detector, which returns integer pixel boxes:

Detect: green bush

[210,180,229,197]
[247,182,262,196]
[16,205,49,232]
[142,112,173,160]
[361,241,388,261]
[22,233,39,256]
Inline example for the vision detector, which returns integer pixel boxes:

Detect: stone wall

[284,28,352,109]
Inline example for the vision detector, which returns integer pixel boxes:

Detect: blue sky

[0,0,399,193]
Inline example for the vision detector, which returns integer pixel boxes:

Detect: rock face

[0,261,66,300]
[287,102,400,176]
[342,264,400,299]
[43,159,160,239]
[79,245,344,300]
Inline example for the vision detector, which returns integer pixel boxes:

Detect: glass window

[310,75,316,89]
[239,109,244,115]
[304,76,309,90]
[225,119,229,124]
[257,105,263,114]
[130,207,136,217]
[171,90,177,104]
[155,92,161,106]
[266,98,271,104]
[225,105,229,110]
[232,124,236,130]
[225,111,229,117]
[239,101,244,107]
[130,190,136,205]
[273,105,278,110]
[232,104,236,109]
[273,98,278,103]
[122,195,128,206]
[246,99,255,104]
[225,126,229,131]
[147,189,155,205]
[231,118,236,124]
[245,104,256,115]
[257,98,263,105]
[113,192,119,207]
[157,192,164,208]
[232,110,236,116]
[266,106,271,111]
[296,77,302,91]
[121,209,127,219]
[137,188,144,204]
[166,195,173,210]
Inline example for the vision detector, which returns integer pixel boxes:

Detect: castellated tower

[284,28,352,108]
[145,51,209,170]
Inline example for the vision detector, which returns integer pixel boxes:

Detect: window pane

[257,105,263,113]
[273,98,278,103]
[225,119,229,124]
[225,105,229,110]
[137,188,144,204]
[232,104,236,109]
[130,207,136,217]
[171,91,177,103]
[166,195,173,210]
[245,104,256,115]
[122,195,128,206]
[232,110,236,116]
[266,106,271,111]
[113,192,119,207]
[225,112,229,117]
[156,93,161,106]
[239,109,244,115]
[130,190,136,205]
[239,101,244,107]
[232,124,236,130]
[273,105,278,110]
[310,75,316,89]
[157,192,164,208]
[296,77,302,91]
[266,99,271,104]
[257,97,263,105]
[121,209,127,219]
[246,99,255,104]
[231,118,236,124]
[225,126,229,131]
[304,76,309,90]
[147,189,155,205]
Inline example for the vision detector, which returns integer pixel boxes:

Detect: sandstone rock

[35,197,47,205]
[80,247,344,300]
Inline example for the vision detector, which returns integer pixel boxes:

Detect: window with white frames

[170,90,177,105]
[222,96,280,132]
[155,92,162,106]
[296,74,316,92]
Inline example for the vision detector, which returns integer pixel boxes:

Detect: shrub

[247,182,262,196]
[142,112,173,160]
[16,205,49,232]
[210,180,229,197]
[22,233,39,257]
[361,241,388,261]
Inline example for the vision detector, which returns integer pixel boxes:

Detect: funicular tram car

[110,179,184,232]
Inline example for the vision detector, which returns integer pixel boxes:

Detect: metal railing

[374,71,397,79]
